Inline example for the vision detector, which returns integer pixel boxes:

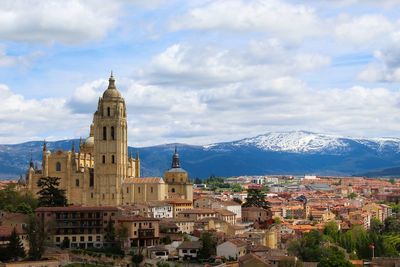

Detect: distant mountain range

[2,131,400,179]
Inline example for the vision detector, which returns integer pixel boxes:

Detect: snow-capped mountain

[1,131,400,179]
[205,131,400,154]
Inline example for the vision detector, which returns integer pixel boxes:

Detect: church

[26,73,193,206]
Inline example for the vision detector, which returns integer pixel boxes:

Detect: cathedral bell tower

[93,73,128,205]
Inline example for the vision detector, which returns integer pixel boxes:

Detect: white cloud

[0,84,88,143]
[358,32,400,82]
[0,0,120,44]
[140,42,330,88]
[334,14,394,46]
[0,46,42,68]
[170,0,322,42]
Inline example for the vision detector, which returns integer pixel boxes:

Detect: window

[138,187,141,194]
[112,193,114,199]
[91,192,94,199]
[149,223,152,228]
[112,155,115,164]
[56,237,60,242]
[103,126,107,140]
[75,179,79,187]
[126,187,129,193]
[151,187,153,193]
[107,107,110,116]
[72,236,76,242]
[88,236,93,241]
[90,169,94,187]
[111,126,115,140]
[183,249,187,253]
[80,236,84,242]
[102,194,105,200]
[102,155,106,164]
[171,188,175,193]
[56,162,61,172]
[96,236,101,242]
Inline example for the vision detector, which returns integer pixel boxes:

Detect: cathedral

[26,73,193,206]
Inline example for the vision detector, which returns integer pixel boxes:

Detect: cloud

[170,0,322,42]
[0,84,88,143]
[334,14,394,46]
[0,0,120,44]
[358,32,400,82]
[0,46,42,68]
[139,42,330,88]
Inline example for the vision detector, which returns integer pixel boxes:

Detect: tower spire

[171,145,180,168]
[108,71,116,89]
[29,150,34,168]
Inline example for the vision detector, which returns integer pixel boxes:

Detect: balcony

[138,229,155,239]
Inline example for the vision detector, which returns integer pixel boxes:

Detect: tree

[370,218,384,234]
[5,227,26,261]
[194,178,202,184]
[317,253,353,267]
[348,193,357,200]
[384,216,400,233]
[131,252,144,267]
[116,225,129,249]
[157,261,171,267]
[389,178,396,185]
[37,176,67,207]
[230,184,242,192]
[324,221,339,241]
[15,202,34,214]
[233,197,242,204]
[243,188,270,208]
[26,215,46,260]
[104,218,116,246]
[199,232,216,259]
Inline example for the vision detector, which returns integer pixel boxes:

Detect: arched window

[75,179,79,187]
[112,155,115,164]
[151,187,153,193]
[111,126,115,140]
[56,162,61,172]
[171,188,175,193]
[102,155,106,164]
[103,127,107,140]
[138,187,141,194]
[107,107,111,116]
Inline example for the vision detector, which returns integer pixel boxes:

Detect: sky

[1,0,400,146]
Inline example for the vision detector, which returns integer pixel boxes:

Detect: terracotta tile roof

[215,209,236,216]
[115,215,160,222]
[162,198,193,204]
[123,177,164,184]
[227,239,247,247]
[35,205,120,212]
[177,241,202,249]
[178,208,216,214]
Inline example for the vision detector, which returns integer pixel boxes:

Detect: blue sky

[1,0,400,146]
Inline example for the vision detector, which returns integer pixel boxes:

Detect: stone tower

[93,73,128,205]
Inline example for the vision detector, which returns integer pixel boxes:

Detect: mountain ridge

[1,130,400,179]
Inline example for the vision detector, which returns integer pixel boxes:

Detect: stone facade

[26,74,192,205]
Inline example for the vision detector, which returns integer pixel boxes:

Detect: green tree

[157,261,171,267]
[348,193,357,199]
[116,225,129,249]
[131,252,144,267]
[37,176,68,207]
[317,252,353,267]
[15,202,34,214]
[370,218,384,234]
[104,218,116,244]
[389,178,396,185]
[384,216,400,233]
[7,227,26,261]
[199,232,216,259]
[324,221,339,241]
[26,215,46,260]
[242,188,269,208]
[230,184,242,192]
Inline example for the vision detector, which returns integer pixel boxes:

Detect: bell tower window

[102,155,106,164]
[103,127,107,140]
[107,107,110,116]
[56,162,61,172]
[111,126,115,140]
[112,155,115,164]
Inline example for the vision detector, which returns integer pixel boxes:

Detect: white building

[217,240,247,259]
[221,200,242,220]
